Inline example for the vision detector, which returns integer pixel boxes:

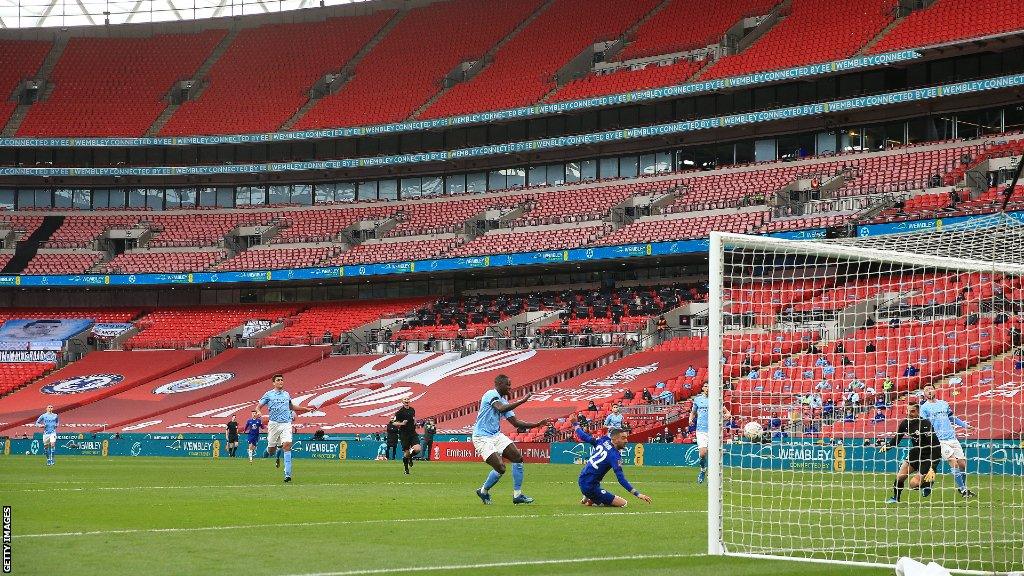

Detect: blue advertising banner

[8,67,1024,179]
[0,51,921,149]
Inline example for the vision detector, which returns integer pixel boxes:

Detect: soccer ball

[743,421,764,440]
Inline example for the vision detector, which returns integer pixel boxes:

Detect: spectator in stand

[586,400,598,412]
[543,423,556,442]
[809,393,823,411]
[322,330,333,344]
[684,365,697,378]
[847,379,866,392]
[844,407,856,422]
[904,364,920,377]
[783,356,796,367]
[657,388,675,404]
[822,398,835,423]
[577,412,590,428]
[882,378,894,405]
[659,427,672,443]
[425,335,436,352]
[1014,348,1024,370]
[865,341,877,353]
[814,356,829,367]
[846,390,861,408]
[833,341,845,354]
[656,316,668,343]
[772,367,785,380]
[841,355,854,366]
[604,405,624,430]
[816,380,832,391]
[622,389,635,401]
[872,408,886,423]
[642,388,654,403]
[874,395,887,412]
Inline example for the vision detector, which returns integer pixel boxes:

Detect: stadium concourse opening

[3,0,1024,573]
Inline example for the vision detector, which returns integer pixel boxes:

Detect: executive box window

[446,174,466,195]
[291,184,313,205]
[422,176,444,196]
[357,181,377,201]
[54,189,74,209]
[0,189,15,211]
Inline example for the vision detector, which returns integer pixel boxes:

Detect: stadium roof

[0,0,373,28]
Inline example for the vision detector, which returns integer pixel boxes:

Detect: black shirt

[887,417,939,449]
[226,421,238,437]
[394,406,416,434]
[386,422,399,444]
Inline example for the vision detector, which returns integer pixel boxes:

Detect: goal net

[707,213,1024,574]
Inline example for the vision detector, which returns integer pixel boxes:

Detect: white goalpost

[707,214,1024,574]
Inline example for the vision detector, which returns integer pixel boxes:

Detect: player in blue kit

[472,374,550,505]
[575,425,651,507]
[243,409,264,462]
[255,374,313,482]
[919,385,976,498]
[35,404,59,466]
[689,389,729,484]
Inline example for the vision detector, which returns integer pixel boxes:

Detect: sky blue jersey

[473,389,513,437]
[36,412,58,434]
[920,399,967,441]
[603,412,624,429]
[692,394,709,432]
[259,389,294,424]
[576,428,634,493]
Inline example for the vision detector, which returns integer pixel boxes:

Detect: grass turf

[1,455,907,576]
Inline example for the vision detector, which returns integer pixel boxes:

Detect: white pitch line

[6,479,590,493]
[280,553,708,576]
[16,509,700,539]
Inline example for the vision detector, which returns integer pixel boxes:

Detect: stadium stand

[44,214,142,248]
[594,211,768,246]
[213,246,340,271]
[387,197,518,237]
[160,12,394,135]
[0,307,141,323]
[21,251,104,274]
[0,349,203,432]
[548,59,705,103]
[16,31,226,136]
[101,249,228,274]
[328,237,463,266]
[272,206,395,244]
[259,298,429,346]
[447,223,611,257]
[56,346,328,431]
[294,0,542,129]
[869,0,1024,53]
[0,363,53,397]
[0,39,51,127]
[421,0,659,118]
[511,179,679,226]
[703,0,897,79]
[616,0,778,61]
[125,304,303,349]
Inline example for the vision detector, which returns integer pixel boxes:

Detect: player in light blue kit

[575,425,651,507]
[35,404,59,466]
[689,390,710,484]
[919,385,975,499]
[472,374,550,505]
[255,374,313,482]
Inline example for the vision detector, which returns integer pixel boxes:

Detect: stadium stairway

[1,37,66,137]
[0,215,64,274]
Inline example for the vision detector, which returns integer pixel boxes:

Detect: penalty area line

[280,553,708,576]
[17,509,700,539]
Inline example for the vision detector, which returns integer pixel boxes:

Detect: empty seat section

[617,0,778,61]
[263,298,429,345]
[0,363,53,396]
[549,59,704,102]
[0,40,50,126]
[17,31,225,136]
[0,215,45,241]
[295,0,540,129]
[22,251,104,274]
[161,12,393,135]
[45,214,142,248]
[422,0,658,118]
[147,212,278,247]
[448,223,610,257]
[594,211,767,246]
[387,197,519,237]
[213,246,339,271]
[870,0,1024,53]
[127,304,303,349]
[102,250,227,273]
[703,0,896,79]
[513,179,681,226]
[330,237,462,265]
[0,307,142,324]
[271,206,394,244]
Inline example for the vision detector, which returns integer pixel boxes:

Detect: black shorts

[400,433,420,451]
[906,447,940,475]
[227,434,239,443]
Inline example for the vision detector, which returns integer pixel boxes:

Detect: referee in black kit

[393,398,422,475]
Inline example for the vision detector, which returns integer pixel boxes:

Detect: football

[743,421,764,440]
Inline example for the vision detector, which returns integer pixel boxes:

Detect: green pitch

[2,456,892,576]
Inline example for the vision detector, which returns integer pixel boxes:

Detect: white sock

[513,490,522,497]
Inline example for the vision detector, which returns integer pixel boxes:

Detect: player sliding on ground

[255,374,314,482]
[473,374,550,505]
[920,384,976,499]
[35,404,58,466]
[881,402,941,503]
[575,425,651,507]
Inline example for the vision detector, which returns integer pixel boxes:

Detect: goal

[706,214,1024,574]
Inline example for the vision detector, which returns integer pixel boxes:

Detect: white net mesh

[709,215,1024,574]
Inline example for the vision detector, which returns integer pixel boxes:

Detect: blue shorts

[247,436,260,446]
[579,481,616,506]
